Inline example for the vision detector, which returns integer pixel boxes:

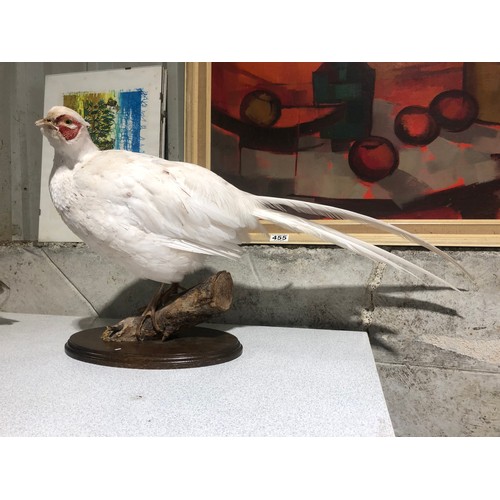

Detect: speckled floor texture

[0,312,394,437]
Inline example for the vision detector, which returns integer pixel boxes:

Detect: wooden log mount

[64,271,243,369]
[103,271,234,342]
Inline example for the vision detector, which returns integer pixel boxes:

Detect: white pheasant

[36,106,469,310]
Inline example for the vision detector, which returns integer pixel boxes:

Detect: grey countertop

[0,312,393,436]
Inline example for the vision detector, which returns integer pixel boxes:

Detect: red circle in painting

[348,136,399,182]
[429,89,479,132]
[394,105,440,146]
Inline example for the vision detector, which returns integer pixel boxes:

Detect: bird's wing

[73,151,260,258]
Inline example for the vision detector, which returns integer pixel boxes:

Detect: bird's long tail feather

[254,197,472,290]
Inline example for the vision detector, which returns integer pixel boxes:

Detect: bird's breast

[48,166,90,237]
[49,167,76,213]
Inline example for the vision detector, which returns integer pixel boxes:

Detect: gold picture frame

[184,62,500,247]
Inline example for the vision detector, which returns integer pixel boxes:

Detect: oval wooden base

[65,326,243,369]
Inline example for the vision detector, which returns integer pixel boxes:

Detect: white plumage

[36,105,469,290]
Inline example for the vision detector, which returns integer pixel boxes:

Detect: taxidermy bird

[37,106,469,337]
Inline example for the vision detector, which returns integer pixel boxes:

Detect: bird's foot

[102,316,160,342]
[136,283,180,336]
[102,319,140,342]
[100,272,234,343]
[138,310,162,340]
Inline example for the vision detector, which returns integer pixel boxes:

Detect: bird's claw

[138,309,163,339]
[101,318,144,342]
[103,323,122,338]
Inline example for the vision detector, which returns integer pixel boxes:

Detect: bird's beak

[35,118,57,129]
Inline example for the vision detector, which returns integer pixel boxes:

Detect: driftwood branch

[102,271,233,342]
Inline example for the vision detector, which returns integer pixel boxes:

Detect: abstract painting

[38,66,165,242]
[210,63,500,232]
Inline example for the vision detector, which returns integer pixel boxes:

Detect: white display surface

[0,312,393,437]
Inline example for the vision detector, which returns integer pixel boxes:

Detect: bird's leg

[156,282,180,309]
[102,272,234,343]
[139,282,179,337]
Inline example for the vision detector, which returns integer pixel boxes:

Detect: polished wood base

[65,326,243,369]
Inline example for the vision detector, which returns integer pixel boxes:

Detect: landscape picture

[63,89,147,152]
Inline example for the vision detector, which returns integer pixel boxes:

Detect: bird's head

[36,106,90,140]
[36,106,96,159]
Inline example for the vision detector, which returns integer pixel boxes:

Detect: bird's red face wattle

[54,114,83,141]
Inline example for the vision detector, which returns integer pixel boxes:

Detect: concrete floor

[1,242,499,436]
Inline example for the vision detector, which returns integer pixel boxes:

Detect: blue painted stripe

[116,89,145,152]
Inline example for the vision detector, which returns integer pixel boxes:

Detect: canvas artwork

[63,90,147,152]
[210,63,500,222]
[38,66,165,242]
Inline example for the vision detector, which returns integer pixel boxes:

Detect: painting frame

[185,62,500,247]
[38,65,166,243]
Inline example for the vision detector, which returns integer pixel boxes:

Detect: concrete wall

[1,242,499,436]
[0,62,499,436]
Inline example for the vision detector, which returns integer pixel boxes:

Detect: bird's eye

[65,119,72,125]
